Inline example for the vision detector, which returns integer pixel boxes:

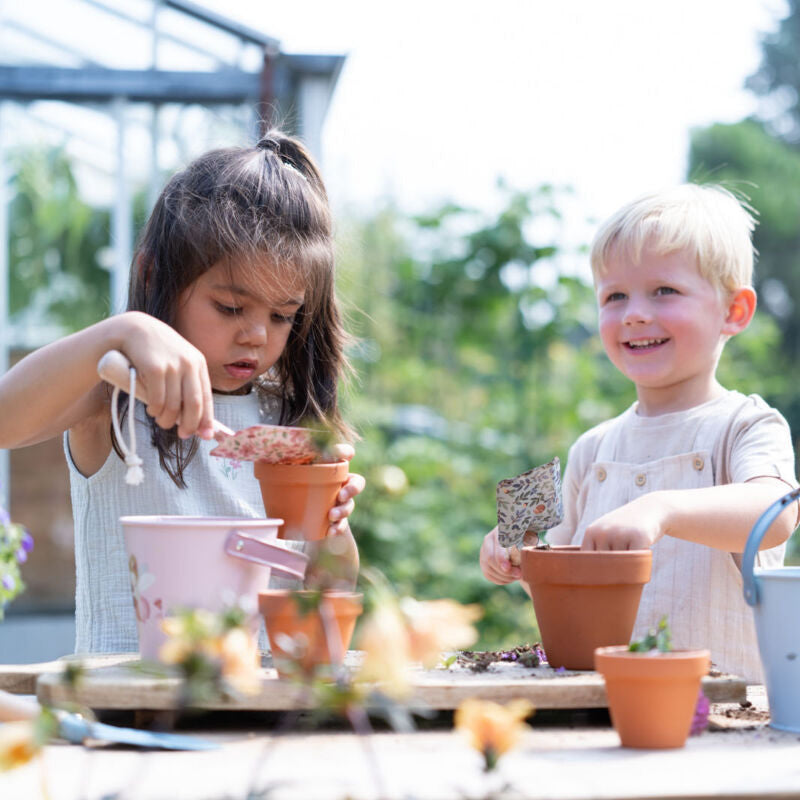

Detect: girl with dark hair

[0,130,364,653]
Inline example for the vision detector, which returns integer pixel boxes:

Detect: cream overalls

[568,398,765,683]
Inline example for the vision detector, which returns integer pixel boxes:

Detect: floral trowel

[496,457,563,561]
[97,350,333,471]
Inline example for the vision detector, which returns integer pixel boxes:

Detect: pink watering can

[121,515,308,660]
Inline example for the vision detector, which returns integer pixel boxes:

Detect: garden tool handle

[742,485,800,607]
[0,689,39,722]
[97,350,234,437]
[224,529,309,581]
[97,349,149,403]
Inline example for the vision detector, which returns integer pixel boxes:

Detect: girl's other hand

[326,443,365,537]
[480,526,522,584]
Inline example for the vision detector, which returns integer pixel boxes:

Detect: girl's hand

[581,494,665,550]
[480,526,522,584]
[115,312,215,441]
[326,443,366,537]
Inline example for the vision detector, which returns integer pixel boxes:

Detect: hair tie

[110,368,144,486]
[256,135,280,154]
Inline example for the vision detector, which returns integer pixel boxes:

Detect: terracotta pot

[258,589,363,677]
[520,546,652,669]
[595,645,710,748]
[254,461,349,541]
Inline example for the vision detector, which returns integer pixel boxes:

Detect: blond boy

[481,184,798,681]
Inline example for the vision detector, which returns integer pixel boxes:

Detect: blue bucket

[743,486,800,733]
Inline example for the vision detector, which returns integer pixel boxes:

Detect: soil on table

[456,644,545,672]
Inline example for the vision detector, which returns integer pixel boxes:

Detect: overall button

[596,467,607,482]
[635,473,646,487]
[693,456,705,471]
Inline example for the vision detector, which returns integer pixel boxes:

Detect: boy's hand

[326,443,366,537]
[480,526,523,584]
[581,494,665,550]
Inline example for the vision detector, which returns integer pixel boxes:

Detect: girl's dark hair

[114,130,352,487]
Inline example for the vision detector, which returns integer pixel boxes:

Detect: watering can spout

[742,486,800,607]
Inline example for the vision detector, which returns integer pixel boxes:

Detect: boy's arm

[582,476,797,552]
[0,311,214,449]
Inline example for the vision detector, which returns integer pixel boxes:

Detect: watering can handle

[224,529,308,582]
[742,485,800,607]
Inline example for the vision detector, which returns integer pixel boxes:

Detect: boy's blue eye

[605,292,626,303]
[655,286,678,296]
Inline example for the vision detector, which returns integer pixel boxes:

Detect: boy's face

[595,244,735,415]
[174,261,304,393]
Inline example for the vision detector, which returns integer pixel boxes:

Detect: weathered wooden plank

[33,657,748,711]
[0,654,138,694]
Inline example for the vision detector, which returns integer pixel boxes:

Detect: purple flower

[555,665,567,674]
[15,548,27,564]
[690,689,710,736]
[20,530,33,553]
[2,574,15,591]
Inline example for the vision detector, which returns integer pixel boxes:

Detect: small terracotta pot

[258,589,363,677]
[254,461,349,541]
[520,546,652,669]
[595,645,710,748]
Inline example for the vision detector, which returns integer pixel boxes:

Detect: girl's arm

[581,477,797,552]
[0,311,214,450]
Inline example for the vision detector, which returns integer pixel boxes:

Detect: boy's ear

[722,287,757,335]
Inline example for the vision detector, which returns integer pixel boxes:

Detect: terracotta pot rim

[595,645,710,660]
[521,545,653,556]
[258,589,363,600]
[254,460,348,471]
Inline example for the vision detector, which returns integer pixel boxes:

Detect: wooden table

[1,658,797,800]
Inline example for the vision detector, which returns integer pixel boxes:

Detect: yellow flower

[356,603,413,698]
[218,627,261,696]
[455,698,533,771]
[402,598,481,668]
[0,720,39,772]
[357,597,482,698]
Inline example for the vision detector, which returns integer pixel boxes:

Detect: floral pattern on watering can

[128,554,162,623]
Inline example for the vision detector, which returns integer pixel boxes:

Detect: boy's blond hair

[590,184,757,295]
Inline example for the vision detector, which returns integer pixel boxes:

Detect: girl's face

[595,244,735,415]
[174,261,304,393]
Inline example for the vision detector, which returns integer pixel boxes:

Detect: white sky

[207,0,788,232]
[1,0,790,248]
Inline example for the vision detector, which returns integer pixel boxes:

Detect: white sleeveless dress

[64,390,305,654]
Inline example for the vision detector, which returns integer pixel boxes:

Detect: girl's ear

[722,286,757,336]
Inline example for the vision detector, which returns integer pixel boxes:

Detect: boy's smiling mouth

[624,338,669,350]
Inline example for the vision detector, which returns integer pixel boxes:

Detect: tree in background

[339,187,637,647]
[9,147,111,333]
[687,1,800,467]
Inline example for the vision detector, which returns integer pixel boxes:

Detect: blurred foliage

[10,3,800,642]
[337,183,799,647]
[9,147,111,331]
[688,1,800,565]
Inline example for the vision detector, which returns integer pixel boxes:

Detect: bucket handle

[224,530,308,582]
[742,486,800,607]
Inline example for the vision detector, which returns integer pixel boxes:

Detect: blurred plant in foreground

[0,500,34,619]
[158,605,261,706]
[455,698,534,772]
[356,570,482,700]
